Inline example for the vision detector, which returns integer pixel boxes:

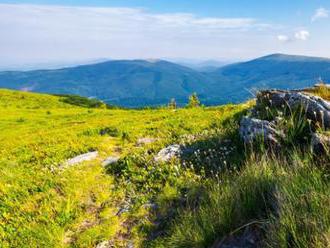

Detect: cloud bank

[0,3,328,67]
[0,3,274,65]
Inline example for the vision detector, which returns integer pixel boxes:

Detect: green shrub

[168,98,177,109]
[186,93,201,108]
[58,94,110,108]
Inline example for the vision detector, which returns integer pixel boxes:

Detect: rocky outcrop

[257,90,330,129]
[240,88,330,151]
[239,117,283,146]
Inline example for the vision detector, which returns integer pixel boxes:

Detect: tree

[187,92,200,108]
[168,98,177,109]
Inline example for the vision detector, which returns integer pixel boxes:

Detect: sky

[1,0,330,68]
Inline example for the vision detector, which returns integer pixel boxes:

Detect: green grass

[0,89,251,247]
[152,152,330,248]
[0,88,329,248]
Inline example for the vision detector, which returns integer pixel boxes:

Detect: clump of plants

[58,94,112,108]
[186,92,201,108]
[168,98,177,109]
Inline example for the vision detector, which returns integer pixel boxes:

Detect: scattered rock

[239,117,283,146]
[95,240,112,248]
[311,132,330,154]
[154,144,182,162]
[61,151,98,168]
[136,137,157,146]
[101,156,120,167]
[154,144,193,162]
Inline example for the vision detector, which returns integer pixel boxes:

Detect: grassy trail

[0,89,249,247]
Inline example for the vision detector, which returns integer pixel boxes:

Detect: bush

[168,98,177,109]
[186,93,201,108]
[58,94,111,108]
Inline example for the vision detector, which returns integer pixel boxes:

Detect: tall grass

[152,151,330,248]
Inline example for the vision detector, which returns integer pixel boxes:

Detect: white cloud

[277,35,290,42]
[295,30,310,41]
[0,3,295,66]
[312,7,329,22]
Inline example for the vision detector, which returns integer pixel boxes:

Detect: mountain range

[0,53,330,107]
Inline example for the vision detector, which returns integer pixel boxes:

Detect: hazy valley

[1,54,330,107]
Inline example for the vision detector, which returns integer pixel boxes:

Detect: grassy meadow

[0,88,329,247]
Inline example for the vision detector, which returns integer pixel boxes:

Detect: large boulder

[239,117,283,146]
[257,90,330,129]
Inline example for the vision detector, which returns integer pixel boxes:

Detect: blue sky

[0,0,330,68]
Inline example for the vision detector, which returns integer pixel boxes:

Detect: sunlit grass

[0,88,250,247]
[1,88,329,248]
[303,83,330,100]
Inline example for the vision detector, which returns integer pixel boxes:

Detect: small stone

[154,144,182,162]
[101,156,120,167]
[136,137,157,146]
[95,240,112,248]
[61,151,98,168]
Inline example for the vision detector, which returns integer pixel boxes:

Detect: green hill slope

[1,54,330,107]
[0,60,214,107]
[0,89,329,247]
[209,53,330,102]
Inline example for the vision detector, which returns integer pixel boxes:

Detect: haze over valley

[1,53,330,107]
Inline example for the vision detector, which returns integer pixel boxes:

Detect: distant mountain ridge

[0,53,330,107]
[209,53,330,102]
